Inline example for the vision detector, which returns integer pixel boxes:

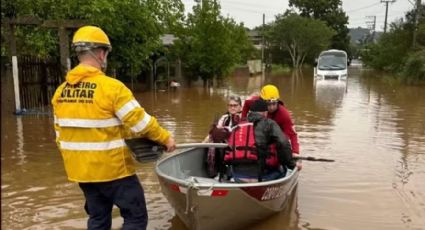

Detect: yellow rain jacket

[52,64,170,182]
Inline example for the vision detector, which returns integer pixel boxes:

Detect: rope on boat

[184,177,218,214]
[196,181,215,196]
[185,180,197,214]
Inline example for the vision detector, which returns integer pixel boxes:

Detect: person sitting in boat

[216,95,242,130]
[203,95,242,143]
[204,95,242,179]
[241,85,299,154]
[241,84,301,170]
[224,99,296,183]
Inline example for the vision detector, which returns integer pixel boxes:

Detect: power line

[407,0,416,6]
[221,2,283,14]
[346,2,381,13]
[349,10,408,21]
[221,0,284,9]
[221,6,274,14]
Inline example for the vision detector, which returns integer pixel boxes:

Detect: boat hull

[155,147,299,230]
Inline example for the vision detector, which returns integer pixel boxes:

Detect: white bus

[314,49,348,81]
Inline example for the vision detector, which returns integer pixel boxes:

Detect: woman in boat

[216,95,242,130]
[203,95,242,143]
[224,99,296,182]
[205,95,242,179]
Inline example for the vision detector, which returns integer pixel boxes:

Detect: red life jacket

[224,121,279,168]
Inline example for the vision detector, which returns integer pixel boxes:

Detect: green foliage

[1,0,185,76]
[270,64,291,74]
[418,22,425,47]
[174,0,254,82]
[415,4,425,48]
[267,13,335,68]
[229,24,257,64]
[360,4,425,83]
[89,0,164,73]
[361,22,411,72]
[289,0,350,55]
[1,0,253,83]
[15,27,58,58]
[401,50,425,83]
[349,43,361,59]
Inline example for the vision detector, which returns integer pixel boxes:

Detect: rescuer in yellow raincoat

[52,25,176,230]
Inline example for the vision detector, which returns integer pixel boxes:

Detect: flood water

[2,62,425,230]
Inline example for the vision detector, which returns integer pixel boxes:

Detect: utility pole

[381,0,396,33]
[261,13,265,74]
[412,0,422,49]
[194,0,201,8]
[366,16,377,43]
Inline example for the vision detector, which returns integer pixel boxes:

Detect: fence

[18,56,63,111]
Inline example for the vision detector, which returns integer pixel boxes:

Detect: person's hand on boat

[164,136,176,152]
[293,152,302,171]
[295,161,302,171]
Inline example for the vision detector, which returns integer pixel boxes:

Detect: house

[247,30,263,50]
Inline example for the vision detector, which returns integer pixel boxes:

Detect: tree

[1,0,254,84]
[289,0,350,55]
[361,4,425,83]
[361,5,425,71]
[268,13,335,69]
[175,0,254,86]
[361,21,411,71]
[1,0,185,77]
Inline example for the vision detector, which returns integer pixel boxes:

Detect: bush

[401,50,425,83]
[271,64,291,74]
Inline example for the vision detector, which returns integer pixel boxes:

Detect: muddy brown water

[2,63,425,229]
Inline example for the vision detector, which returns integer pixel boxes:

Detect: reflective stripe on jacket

[52,64,170,182]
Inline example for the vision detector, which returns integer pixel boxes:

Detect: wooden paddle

[125,138,335,163]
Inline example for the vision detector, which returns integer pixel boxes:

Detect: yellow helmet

[260,84,280,101]
[72,26,112,52]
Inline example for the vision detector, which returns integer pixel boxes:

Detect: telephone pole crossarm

[381,0,396,33]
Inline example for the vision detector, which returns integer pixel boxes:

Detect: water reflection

[15,117,26,165]
[248,186,300,230]
[358,71,425,228]
[2,67,425,229]
[313,79,347,109]
[1,114,84,230]
[168,185,300,230]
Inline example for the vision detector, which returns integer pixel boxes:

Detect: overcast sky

[182,0,416,32]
